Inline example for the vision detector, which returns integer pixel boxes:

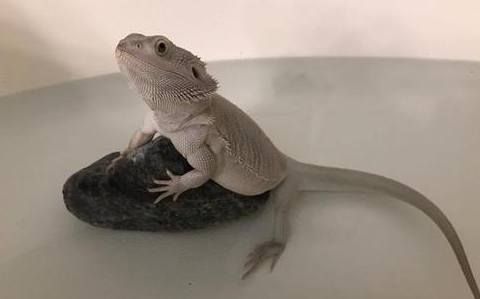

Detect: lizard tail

[290,158,479,299]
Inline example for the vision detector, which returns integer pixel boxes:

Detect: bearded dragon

[111,33,479,298]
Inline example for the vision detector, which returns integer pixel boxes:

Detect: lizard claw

[242,241,285,280]
[106,153,125,174]
[148,169,185,203]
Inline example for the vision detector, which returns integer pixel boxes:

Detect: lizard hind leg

[242,175,300,279]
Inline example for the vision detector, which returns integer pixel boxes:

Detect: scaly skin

[111,33,479,298]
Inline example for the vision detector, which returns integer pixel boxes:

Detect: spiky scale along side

[210,95,287,183]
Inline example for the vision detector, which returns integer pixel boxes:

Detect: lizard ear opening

[188,63,218,96]
[192,66,200,79]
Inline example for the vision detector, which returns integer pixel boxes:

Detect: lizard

[111,33,479,298]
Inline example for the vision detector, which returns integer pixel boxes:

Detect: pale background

[1,0,480,96]
[1,1,480,298]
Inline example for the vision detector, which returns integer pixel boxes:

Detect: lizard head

[115,33,218,109]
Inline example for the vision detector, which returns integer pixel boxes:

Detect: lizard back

[210,95,287,189]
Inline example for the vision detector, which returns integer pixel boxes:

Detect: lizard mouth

[115,41,128,59]
[115,47,124,59]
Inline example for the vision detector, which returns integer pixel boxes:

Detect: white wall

[1,0,479,96]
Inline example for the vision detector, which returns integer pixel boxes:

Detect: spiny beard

[119,62,216,110]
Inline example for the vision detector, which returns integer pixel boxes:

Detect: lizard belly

[213,158,286,195]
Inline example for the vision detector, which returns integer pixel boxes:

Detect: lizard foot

[242,240,285,279]
[148,169,186,203]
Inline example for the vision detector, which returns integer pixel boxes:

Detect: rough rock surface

[63,137,270,231]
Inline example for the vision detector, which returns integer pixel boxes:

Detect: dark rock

[63,137,270,232]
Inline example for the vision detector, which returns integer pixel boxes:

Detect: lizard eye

[136,43,142,49]
[155,40,168,56]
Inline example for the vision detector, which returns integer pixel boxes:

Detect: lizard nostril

[117,40,127,50]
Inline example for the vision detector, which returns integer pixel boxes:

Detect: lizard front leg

[107,111,157,172]
[148,144,216,203]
